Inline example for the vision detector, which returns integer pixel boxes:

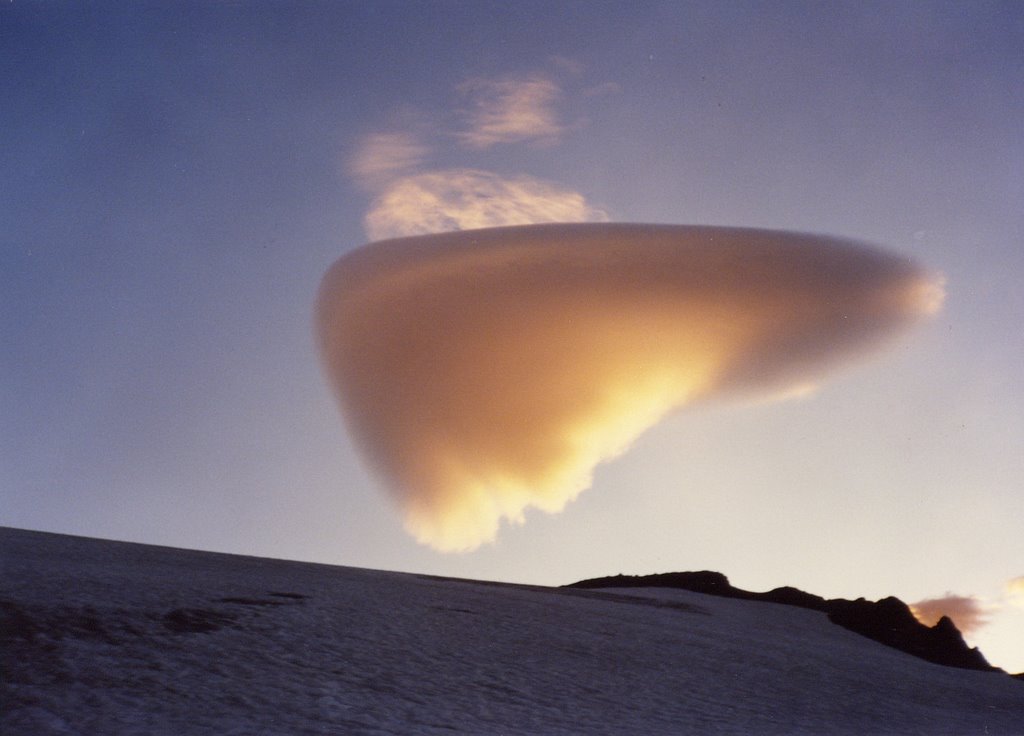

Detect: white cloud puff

[363,169,607,241]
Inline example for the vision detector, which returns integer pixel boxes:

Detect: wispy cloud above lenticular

[456,75,567,149]
[550,55,586,77]
[346,60,613,241]
[348,132,430,191]
[364,169,607,241]
[911,595,990,636]
[583,81,623,98]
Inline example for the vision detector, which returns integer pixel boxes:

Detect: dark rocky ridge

[566,571,1006,676]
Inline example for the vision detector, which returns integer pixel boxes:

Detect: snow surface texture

[3,528,1023,735]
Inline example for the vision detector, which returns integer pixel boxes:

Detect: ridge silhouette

[566,571,1000,674]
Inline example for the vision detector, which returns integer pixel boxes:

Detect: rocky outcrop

[566,572,1001,675]
[825,597,992,671]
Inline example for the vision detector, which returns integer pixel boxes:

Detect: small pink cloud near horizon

[911,595,989,637]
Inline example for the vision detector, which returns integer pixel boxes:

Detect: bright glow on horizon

[317,223,943,551]
[1006,577,1024,605]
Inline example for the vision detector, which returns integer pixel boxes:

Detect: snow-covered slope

[3,528,1022,735]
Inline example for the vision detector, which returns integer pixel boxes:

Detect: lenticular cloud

[317,223,943,551]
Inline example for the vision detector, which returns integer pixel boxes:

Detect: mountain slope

[3,527,1023,735]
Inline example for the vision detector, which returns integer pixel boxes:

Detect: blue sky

[3,2,1022,671]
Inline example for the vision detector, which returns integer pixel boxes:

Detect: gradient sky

[3,2,1022,671]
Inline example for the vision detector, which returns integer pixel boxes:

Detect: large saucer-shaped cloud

[317,223,943,551]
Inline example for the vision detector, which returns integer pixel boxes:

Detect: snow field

[3,528,1022,735]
